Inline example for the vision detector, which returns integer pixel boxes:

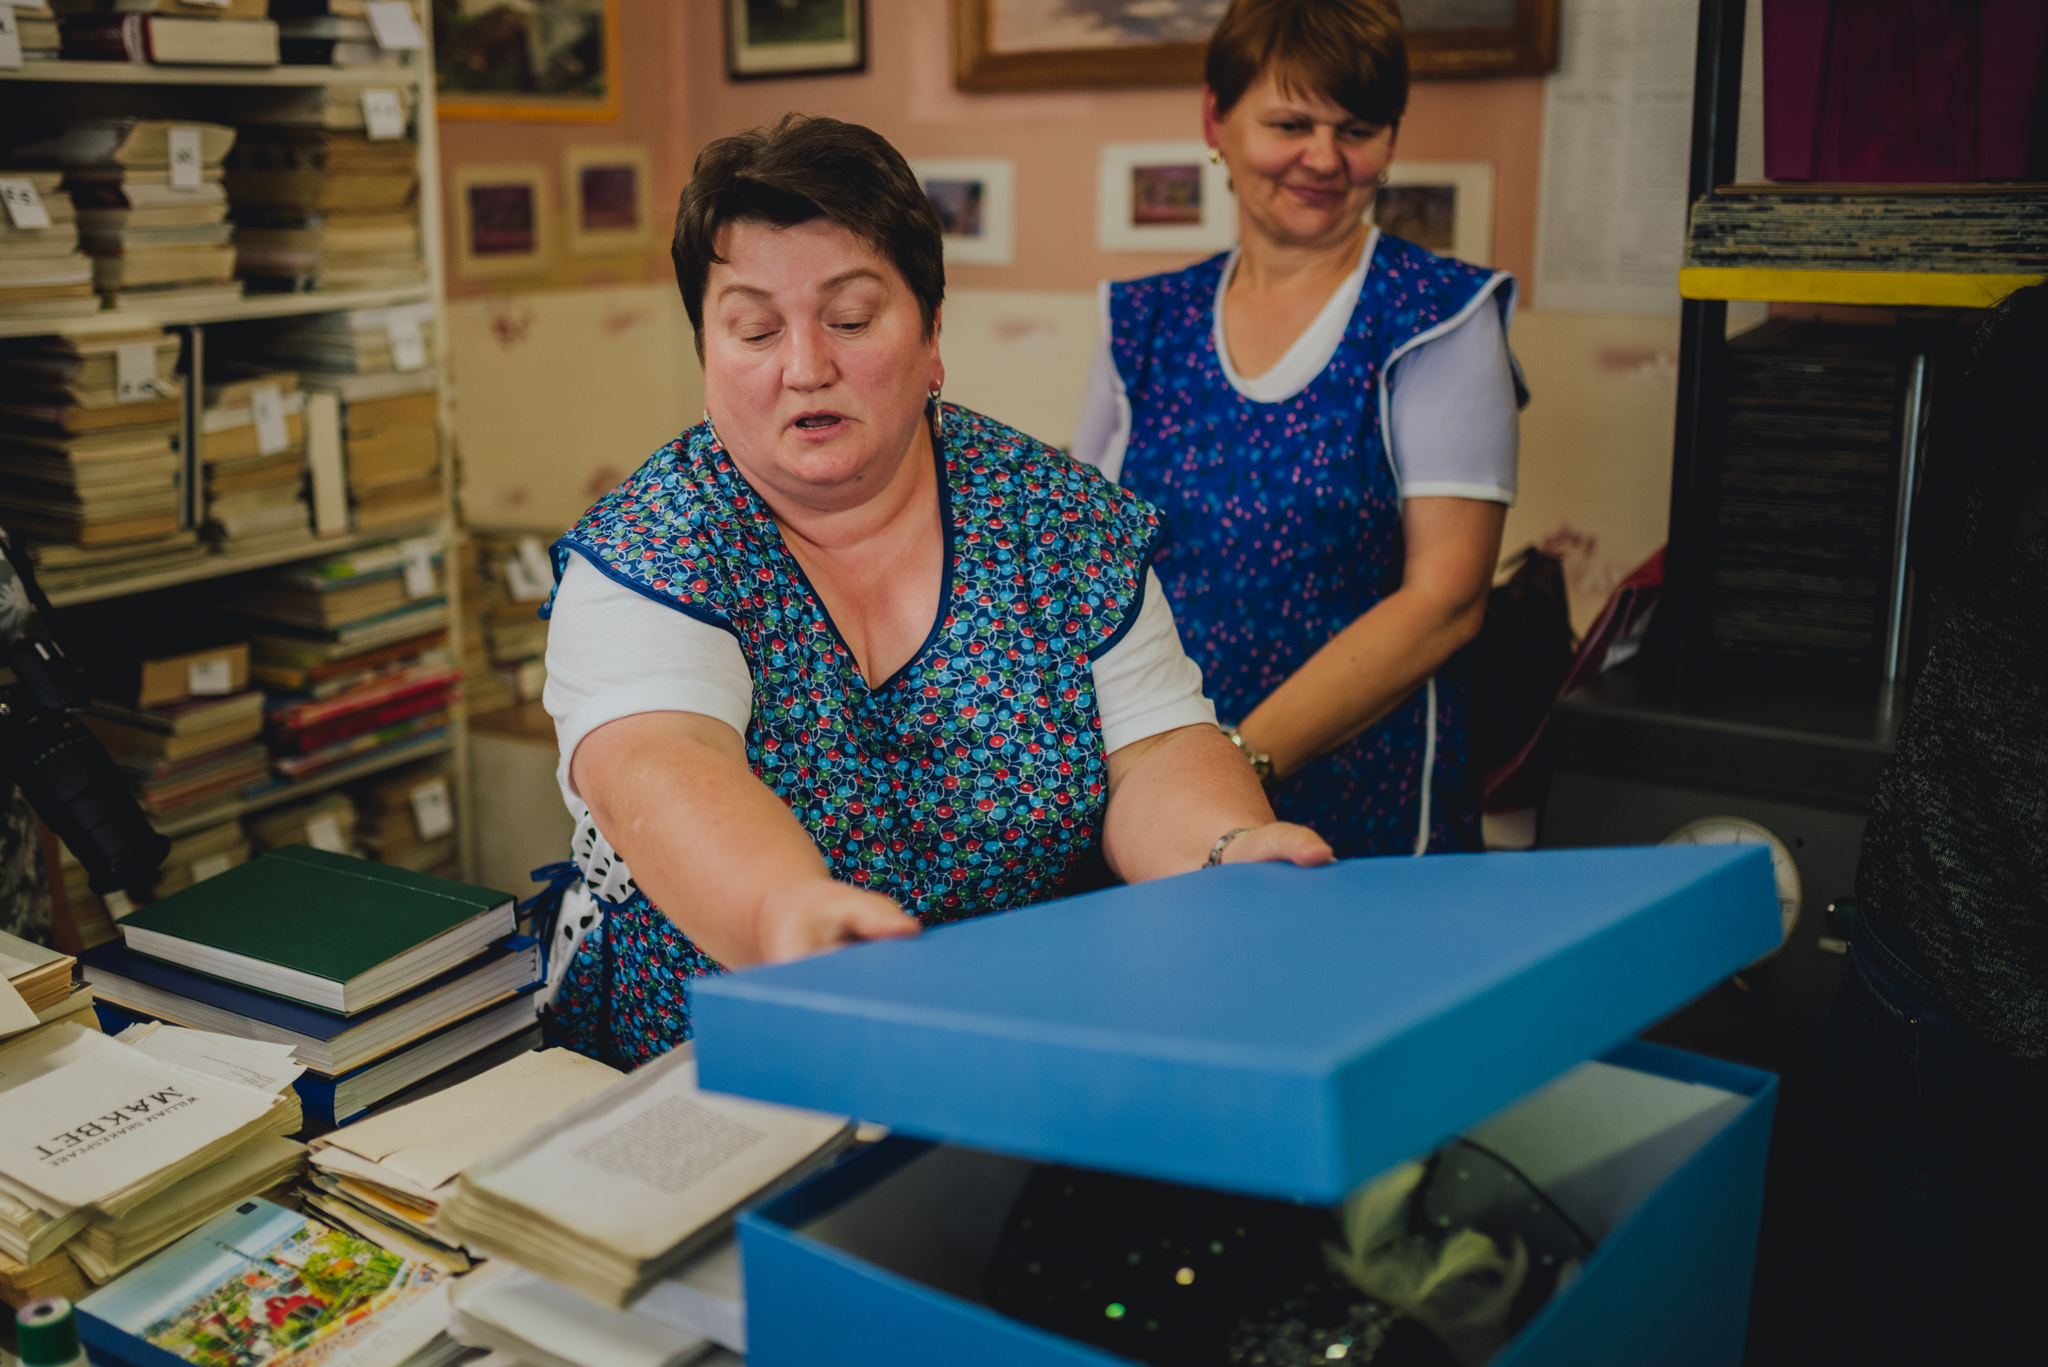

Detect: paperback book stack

[249,543,451,722]
[198,368,312,552]
[237,83,419,134]
[1,929,97,1052]
[56,0,280,65]
[85,692,269,822]
[7,1,61,58]
[248,790,358,856]
[1686,181,2048,275]
[351,756,456,875]
[271,0,403,67]
[0,1019,302,1271]
[453,538,514,716]
[81,845,541,1128]
[226,130,421,292]
[235,542,459,783]
[0,330,185,554]
[465,531,552,711]
[17,120,241,309]
[0,167,97,321]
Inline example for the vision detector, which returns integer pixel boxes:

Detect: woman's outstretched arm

[1100,723,1333,882]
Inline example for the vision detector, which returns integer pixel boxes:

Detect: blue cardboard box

[694,846,1783,1366]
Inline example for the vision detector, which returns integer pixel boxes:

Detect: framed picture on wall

[454,163,550,278]
[1374,160,1495,266]
[565,143,652,256]
[952,0,1558,91]
[435,0,622,122]
[1097,142,1235,253]
[727,0,866,79]
[908,159,1015,266]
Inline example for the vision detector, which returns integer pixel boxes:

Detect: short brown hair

[1206,0,1409,129]
[671,114,945,360]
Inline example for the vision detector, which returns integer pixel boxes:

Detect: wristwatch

[1220,724,1274,784]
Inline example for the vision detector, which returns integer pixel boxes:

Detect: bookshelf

[3,26,481,930]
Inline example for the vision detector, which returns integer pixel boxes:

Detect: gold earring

[928,386,942,403]
[1376,170,1390,187]
[1208,148,1220,164]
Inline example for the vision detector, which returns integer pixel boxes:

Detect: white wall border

[1097,141,1236,253]
[909,158,1016,267]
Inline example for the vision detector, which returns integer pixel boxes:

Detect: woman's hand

[754,880,922,964]
[1217,821,1334,868]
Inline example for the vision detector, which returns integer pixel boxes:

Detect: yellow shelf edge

[1679,266,2046,307]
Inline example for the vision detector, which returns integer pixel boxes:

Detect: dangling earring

[1208,147,1221,165]
[1376,170,1390,187]
[928,386,942,404]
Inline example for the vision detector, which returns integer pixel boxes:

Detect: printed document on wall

[1534,0,1698,315]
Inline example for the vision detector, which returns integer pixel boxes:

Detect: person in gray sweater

[1818,284,2048,1366]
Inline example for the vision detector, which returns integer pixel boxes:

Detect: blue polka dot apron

[1109,233,1510,859]
[538,404,1163,1066]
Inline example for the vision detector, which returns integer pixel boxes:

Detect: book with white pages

[435,1043,855,1309]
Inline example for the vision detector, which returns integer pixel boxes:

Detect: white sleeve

[1385,297,1520,505]
[1069,286,1131,482]
[541,550,753,801]
[1090,570,1217,753]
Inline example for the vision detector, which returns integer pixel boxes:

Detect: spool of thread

[17,1297,89,1367]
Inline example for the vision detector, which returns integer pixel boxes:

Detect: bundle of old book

[83,845,539,1127]
[0,330,184,554]
[79,641,266,823]
[236,82,420,134]
[7,0,60,58]
[271,0,404,68]
[56,0,280,65]
[0,1020,302,1270]
[351,756,458,874]
[302,1048,620,1273]
[15,120,242,308]
[77,1198,463,1367]
[437,1044,857,1310]
[197,368,313,552]
[226,130,420,291]
[0,167,97,322]
[0,929,96,1049]
[1685,182,2048,274]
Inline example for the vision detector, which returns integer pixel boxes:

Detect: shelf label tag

[104,889,135,921]
[190,853,232,883]
[504,536,553,601]
[401,536,436,598]
[168,126,204,190]
[116,341,160,402]
[0,6,22,71]
[361,89,406,141]
[0,178,50,230]
[306,814,348,853]
[364,0,425,49]
[250,384,290,456]
[410,778,453,840]
[187,656,233,696]
[386,313,427,371]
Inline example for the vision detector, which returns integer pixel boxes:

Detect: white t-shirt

[1071,230,1522,503]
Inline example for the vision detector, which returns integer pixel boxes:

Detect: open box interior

[795,1059,1753,1313]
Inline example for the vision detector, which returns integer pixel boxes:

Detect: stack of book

[81,845,540,1128]
[453,538,515,716]
[0,929,97,1051]
[57,0,280,65]
[198,368,313,552]
[1686,182,2048,275]
[55,847,120,952]
[247,790,357,855]
[461,531,553,713]
[84,691,269,821]
[8,1,61,58]
[351,756,456,874]
[147,818,253,899]
[0,167,97,322]
[272,0,403,67]
[226,130,421,292]
[301,1048,620,1272]
[238,82,418,134]
[0,330,184,552]
[0,1019,301,1269]
[15,119,241,308]
[235,543,459,782]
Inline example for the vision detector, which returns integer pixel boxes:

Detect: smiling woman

[531,115,1333,1067]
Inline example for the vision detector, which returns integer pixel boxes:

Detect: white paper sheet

[0,979,36,1037]
[118,1022,305,1095]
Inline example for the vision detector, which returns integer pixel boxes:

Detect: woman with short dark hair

[1073,0,1526,858]
[538,114,1332,1066]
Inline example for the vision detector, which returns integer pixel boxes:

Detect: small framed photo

[908,158,1015,266]
[1375,161,1495,267]
[727,0,866,79]
[1097,142,1235,253]
[564,144,652,257]
[453,163,550,279]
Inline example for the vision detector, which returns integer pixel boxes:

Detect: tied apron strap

[518,860,582,980]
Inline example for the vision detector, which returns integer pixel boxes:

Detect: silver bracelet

[1204,827,1255,868]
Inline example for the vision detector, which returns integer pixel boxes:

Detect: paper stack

[438,1044,856,1309]
[0,929,96,1049]
[17,120,242,308]
[0,330,184,551]
[227,130,422,291]
[198,368,313,552]
[9,1,61,58]
[0,167,97,322]
[352,756,457,874]
[303,1047,621,1272]
[0,1021,301,1268]
[0,1244,90,1311]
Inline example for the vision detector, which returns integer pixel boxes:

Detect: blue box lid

[693,846,1779,1203]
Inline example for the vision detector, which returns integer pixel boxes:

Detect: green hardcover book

[118,846,515,1015]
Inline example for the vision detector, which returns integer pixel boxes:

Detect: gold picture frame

[452,162,551,279]
[435,0,623,123]
[952,0,1560,92]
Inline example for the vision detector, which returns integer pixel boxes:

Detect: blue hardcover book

[79,1199,448,1367]
[80,936,540,1076]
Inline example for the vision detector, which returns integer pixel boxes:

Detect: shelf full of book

[1,3,480,949]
